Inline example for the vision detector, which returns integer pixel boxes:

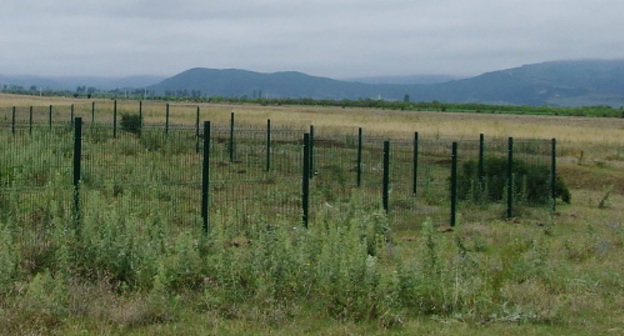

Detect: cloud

[1,0,623,78]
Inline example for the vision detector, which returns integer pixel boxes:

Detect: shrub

[457,156,570,205]
[120,113,142,135]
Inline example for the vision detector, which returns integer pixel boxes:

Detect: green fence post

[11,106,15,134]
[479,133,485,181]
[91,101,95,125]
[507,137,514,218]
[551,138,557,212]
[202,121,211,234]
[29,106,33,134]
[266,119,271,172]
[113,100,117,138]
[383,140,390,213]
[73,117,83,228]
[165,103,170,135]
[413,132,419,195]
[195,106,200,153]
[309,125,315,178]
[357,127,362,187]
[49,105,53,130]
[229,112,235,162]
[303,133,311,228]
[451,142,458,227]
[139,100,143,129]
[70,104,74,128]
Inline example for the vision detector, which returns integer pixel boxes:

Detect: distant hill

[149,60,624,107]
[148,68,385,99]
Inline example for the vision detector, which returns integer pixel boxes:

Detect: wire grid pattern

[1,103,556,231]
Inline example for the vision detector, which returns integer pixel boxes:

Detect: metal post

[11,106,15,134]
[356,127,362,187]
[478,133,485,184]
[551,138,557,212]
[29,106,33,134]
[113,100,117,138]
[49,105,52,130]
[309,125,315,178]
[507,137,514,218]
[266,119,271,172]
[383,141,390,213]
[202,121,211,234]
[139,100,143,129]
[413,132,419,195]
[195,106,200,153]
[73,117,83,227]
[165,103,170,135]
[302,133,311,228]
[91,101,95,125]
[451,142,458,227]
[229,112,235,162]
[70,104,74,128]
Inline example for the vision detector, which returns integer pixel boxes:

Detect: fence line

[0,102,558,234]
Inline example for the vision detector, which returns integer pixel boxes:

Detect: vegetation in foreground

[0,175,623,334]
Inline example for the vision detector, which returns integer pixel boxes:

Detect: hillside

[148,60,624,107]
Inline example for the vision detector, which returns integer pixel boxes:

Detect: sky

[1,0,624,79]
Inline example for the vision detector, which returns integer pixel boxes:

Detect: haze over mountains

[2,60,624,107]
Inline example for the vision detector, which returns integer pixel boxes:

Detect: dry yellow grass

[2,93,623,158]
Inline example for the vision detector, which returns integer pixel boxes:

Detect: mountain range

[148,60,624,107]
[2,60,624,107]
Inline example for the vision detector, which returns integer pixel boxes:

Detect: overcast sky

[1,0,624,79]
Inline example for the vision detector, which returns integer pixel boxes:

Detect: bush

[120,113,142,135]
[457,156,570,205]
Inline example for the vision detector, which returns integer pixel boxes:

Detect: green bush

[457,156,570,205]
[120,113,142,135]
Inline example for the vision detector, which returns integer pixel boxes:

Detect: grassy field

[0,93,623,335]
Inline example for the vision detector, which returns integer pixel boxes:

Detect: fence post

[29,106,33,134]
[70,104,74,128]
[266,119,271,172]
[113,100,117,138]
[202,121,211,234]
[551,138,557,212]
[49,105,53,130]
[73,117,83,228]
[302,133,311,228]
[356,127,362,187]
[165,103,170,135]
[11,106,15,134]
[383,140,390,213]
[139,100,143,129]
[507,137,514,218]
[91,101,95,125]
[451,142,458,227]
[229,112,235,162]
[195,106,200,153]
[413,132,419,195]
[479,133,485,181]
[309,125,315,178]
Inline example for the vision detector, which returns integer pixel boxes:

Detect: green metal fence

[0,102,558,234]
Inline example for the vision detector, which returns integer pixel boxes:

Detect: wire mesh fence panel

[1,103,559,233]
[0,128,75,252]
[81,126,201,229]
[358,139,386,213]
[309,137,359,221]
